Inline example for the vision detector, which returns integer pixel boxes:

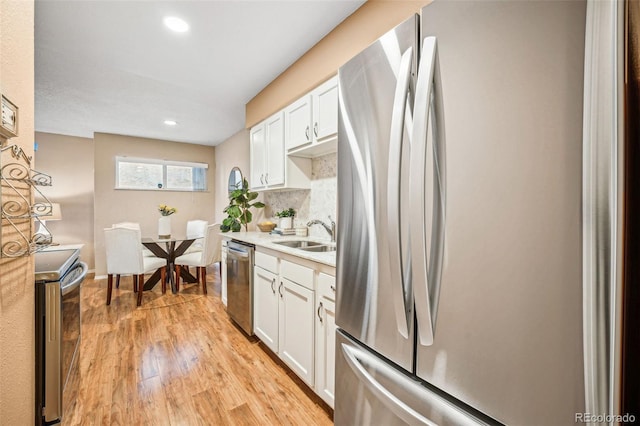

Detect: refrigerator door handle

[387,46,413,338]
[410,36,447,346]
[341,342,437,426]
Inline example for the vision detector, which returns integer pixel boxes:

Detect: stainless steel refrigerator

[335,1,620,424]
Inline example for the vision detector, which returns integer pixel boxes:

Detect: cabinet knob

[313,122,318,137]
[278,282,283,298]
[317,301,324,323]
[330,285,336,292]
[271,278,276,294]
[260,174,264,184]
[265,173,269,184]
[305,125,310,141]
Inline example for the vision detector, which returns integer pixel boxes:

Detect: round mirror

[228,167,243,194]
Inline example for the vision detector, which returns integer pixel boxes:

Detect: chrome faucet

[307,216,336,242]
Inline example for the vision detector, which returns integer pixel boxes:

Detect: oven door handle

[61,262,88,296]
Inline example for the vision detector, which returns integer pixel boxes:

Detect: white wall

[35,132,95,268]
[93,132,216,276]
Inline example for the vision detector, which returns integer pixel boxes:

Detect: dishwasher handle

[228,247,250,258]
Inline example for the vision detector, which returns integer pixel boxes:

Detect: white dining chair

[112,221,140,230]
[112,221,155,258]
[104,227,167,306]
[174,223,222,294]
[184,219,209,254]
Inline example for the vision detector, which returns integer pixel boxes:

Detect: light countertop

[220,231,336,268]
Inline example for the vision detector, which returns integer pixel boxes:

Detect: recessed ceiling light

[164,16,189,33]
[164,120,178,126]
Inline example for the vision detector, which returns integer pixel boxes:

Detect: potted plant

[157,204,177,238]
[275,208,296,229]
[221,178,265,232]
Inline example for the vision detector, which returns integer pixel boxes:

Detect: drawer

[281,260,314,290]
[255,251,278,274]
[317,272,336,301]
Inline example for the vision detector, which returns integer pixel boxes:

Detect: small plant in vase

[221,178,265,232]
[275,208,296,229]
[157,204,177,238]
[158,205,177,216]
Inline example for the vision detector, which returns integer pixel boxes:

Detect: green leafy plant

[275,208,296,218]
[221,178,265,232]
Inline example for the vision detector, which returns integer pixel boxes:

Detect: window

[116,156,208,191]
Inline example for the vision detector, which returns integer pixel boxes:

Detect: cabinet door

[265,111,285,187]
[312,76,338,143]
[250,123,266,189]
[221,245,228,306]
[285,94,313,150]
[279,278,315,386]
[316,297,336,408]
[254,266,279,353]
[315,273,336,407]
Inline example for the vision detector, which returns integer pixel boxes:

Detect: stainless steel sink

[273,240,325,248]
[299,245,337,253]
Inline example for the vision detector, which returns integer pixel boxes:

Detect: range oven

[35,248,87,425]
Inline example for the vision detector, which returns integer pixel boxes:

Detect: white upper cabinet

[250,124,266,189]
[285,94,313,151]
[265,112,285,186]
[312,77,339,143]
[249,111,310,191]
[250,75,338,190]
[286,76,339,158]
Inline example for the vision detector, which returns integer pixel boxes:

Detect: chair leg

[107,274,113,305]
[116,274,121,289]
[195,266,200,285]
[137,274,144,306]
[175,265,181,292]
[201,267,207,295]
[161,267,167,294]
[133,275,138,293]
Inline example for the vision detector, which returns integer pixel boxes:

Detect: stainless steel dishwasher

[226,240,254,335]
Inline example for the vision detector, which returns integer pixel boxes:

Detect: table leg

[179,266,198,284]
[141,238,196,294]
[167,241,177,294]
[143,269,162,291]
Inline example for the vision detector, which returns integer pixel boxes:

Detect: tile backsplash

[263,152,337,239]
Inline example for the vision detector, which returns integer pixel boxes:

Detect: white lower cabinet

[253,249,336,405]
[315,273,336,408]
[254,265,279,352]
[278,278,315,386]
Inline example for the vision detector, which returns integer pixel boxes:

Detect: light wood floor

[63,265,333,425]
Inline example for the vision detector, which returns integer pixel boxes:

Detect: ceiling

[35,0,364,146]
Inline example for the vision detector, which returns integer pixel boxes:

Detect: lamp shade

[46,203,62,221]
